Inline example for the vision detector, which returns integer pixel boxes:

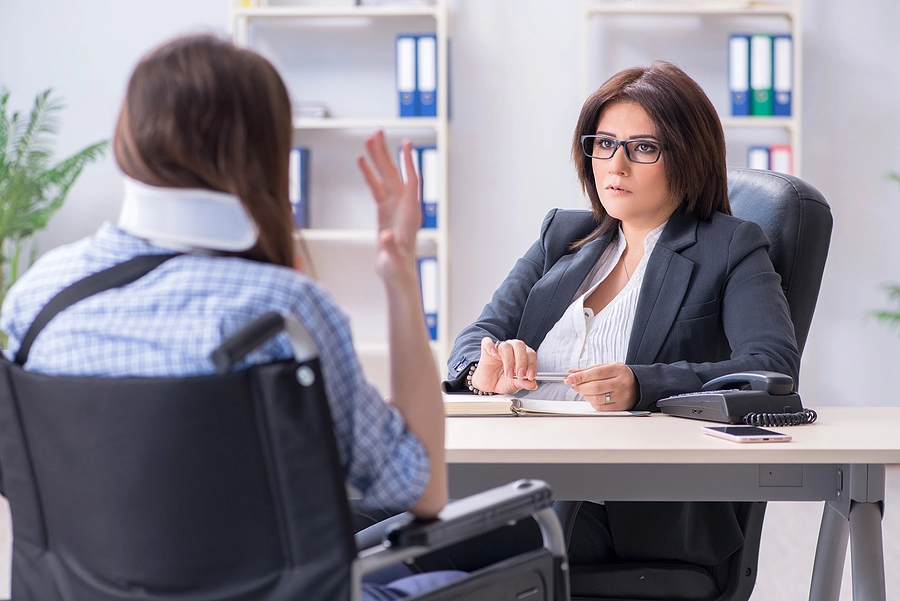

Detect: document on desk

[443,394,650,417]
[511,398,649,417]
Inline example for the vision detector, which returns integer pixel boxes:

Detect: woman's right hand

[470,336,539,394]
[357,130,421,287]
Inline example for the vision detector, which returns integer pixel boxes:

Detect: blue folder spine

[418,256,439,340]
[747,145,770,171]
[419,146,438,229]
[289,147,310,228]
[773,34,793,117]
[416,35,437,117]
[728,34,751,117]
[396,35,418,117]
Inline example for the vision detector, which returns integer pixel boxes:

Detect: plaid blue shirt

[0,222,429,510]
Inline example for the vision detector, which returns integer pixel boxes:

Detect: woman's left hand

[565,362,639,411]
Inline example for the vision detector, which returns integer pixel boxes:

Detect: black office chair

[562,168,833,601]
[0,310,570,601]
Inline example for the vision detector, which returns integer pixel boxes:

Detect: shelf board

[295,228,441,244]
[720,116,796,129]
[293,117,441,131]
[584,1,795,17]
[233,5,439,19]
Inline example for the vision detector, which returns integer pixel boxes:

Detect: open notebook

[443,393,651,417]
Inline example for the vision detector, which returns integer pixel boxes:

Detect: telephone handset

[701,371,794,395]
[657,370,817,426]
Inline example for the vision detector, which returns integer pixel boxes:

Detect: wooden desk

[446,407,900,601]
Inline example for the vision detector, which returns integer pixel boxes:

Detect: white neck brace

[118,178,259,252]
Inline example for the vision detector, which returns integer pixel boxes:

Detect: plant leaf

[0,87,11,171]
[887,172,900,188]
[0,87,107,293]
[12,89,61,169]
[871,310,900,327]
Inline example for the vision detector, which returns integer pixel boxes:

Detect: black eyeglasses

[580,135,663,164]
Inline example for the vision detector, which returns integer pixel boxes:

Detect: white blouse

[533,222,666,401]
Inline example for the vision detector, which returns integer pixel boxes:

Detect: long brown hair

[114,34,294,267]
[572,61,729,245]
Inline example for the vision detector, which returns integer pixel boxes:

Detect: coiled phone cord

[743,408,818,427]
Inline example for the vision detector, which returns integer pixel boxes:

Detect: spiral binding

[742,408,818,427]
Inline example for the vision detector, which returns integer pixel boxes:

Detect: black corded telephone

[656,371,817,426]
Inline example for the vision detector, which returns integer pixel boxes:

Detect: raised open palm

[357,130,421,282]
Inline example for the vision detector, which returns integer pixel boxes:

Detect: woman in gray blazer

[444,61,800,568]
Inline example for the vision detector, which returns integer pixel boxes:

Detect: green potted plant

[0,86,107,307]
[871,172,900,331]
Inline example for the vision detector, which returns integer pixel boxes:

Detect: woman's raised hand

[471,337,539,395]
[358,130,448,517]
[357,131,421,285]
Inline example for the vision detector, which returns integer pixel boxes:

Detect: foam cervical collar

[118,178,259,252]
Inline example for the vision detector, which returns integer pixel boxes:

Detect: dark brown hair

[572,61,730,245]
[114,34,294,267]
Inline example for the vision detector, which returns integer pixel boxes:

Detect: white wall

[1,1,899,599]
[0,0,229,245]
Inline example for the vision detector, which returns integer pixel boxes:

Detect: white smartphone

[701,425,792,443]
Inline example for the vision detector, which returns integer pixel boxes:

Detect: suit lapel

[518,231,614,347]
[626,210,698,364]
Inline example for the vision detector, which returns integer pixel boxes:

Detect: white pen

[513,372,570,381]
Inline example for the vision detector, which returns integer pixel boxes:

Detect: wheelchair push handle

[211,312,286,374]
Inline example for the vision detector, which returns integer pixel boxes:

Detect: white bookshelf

[584,2,795,17]
[296,228,440,244]
[581,0,802,177]
[232,4,440,19]
[230,0,451,394]
[292,117,442,130]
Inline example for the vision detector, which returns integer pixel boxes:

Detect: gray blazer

[445,206,800,411]
[444,207,802,565]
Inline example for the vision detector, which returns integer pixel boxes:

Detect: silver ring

[605,392,611,405]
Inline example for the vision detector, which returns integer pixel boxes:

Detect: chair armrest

[386,479,552,550]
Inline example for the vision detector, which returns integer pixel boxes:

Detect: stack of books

[292,103,330,120]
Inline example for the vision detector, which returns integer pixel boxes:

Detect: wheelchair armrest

[353,479,567,595]
[386,479,553,550]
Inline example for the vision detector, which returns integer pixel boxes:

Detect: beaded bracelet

[466,363,495,396]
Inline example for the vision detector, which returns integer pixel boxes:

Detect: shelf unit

[581,0,802,177]
[229,1,450,394]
